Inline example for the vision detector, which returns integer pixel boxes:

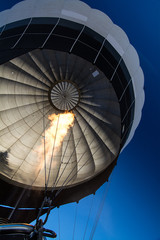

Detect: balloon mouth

[49,80,80,111]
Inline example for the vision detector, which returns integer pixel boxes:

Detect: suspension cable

[72,203,78,240]
[43,91,47,192]
[36,141,107,228]
[36,144,90,226]
[58,207,61,240]
[52,112,94,191]
[37,131,108,227]
[83,195,95,240]
[52,124,78,189]
[89,178,112,240]
[36,115,60,226]
[51,129,73,191]
[39,110,89,206]
[54,134,102,199]
[36,109,112,228]
[8,189,26,221]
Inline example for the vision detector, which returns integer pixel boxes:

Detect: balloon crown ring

[49,80,80,111]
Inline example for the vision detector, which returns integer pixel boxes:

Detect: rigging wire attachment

[35,197,57,239]
[35,219,57,239]
[36,197,52,225]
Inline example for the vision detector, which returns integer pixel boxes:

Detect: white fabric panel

[74,112,113,173]
[107,34,124,56]
[0,10,10,28]
[109,24,130,53]
[87,9,113,38]
[132,67,145,97]
[72,120,95,179]
[62,0,90,24]
[123,45,140,76]
[61,9,88,22]
[7,0,37,24]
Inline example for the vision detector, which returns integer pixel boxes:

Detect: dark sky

[0,0,160,239]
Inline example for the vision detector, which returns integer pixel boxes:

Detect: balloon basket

[0,223,57,239]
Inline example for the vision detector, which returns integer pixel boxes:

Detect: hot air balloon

[0,0,144,239]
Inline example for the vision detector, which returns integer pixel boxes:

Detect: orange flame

[36,111,75,171]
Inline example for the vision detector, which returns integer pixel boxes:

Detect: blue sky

[0,0,160,239]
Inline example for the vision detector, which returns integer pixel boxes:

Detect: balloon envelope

[0,0,144,223]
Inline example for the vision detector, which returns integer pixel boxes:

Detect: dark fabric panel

[16,34,47,49]
[78,27,104,50]
[116,60,134,107]
[111,73,124,100]
[0,26,4,35]
[121,121,133,147]
[101,41,121,68]
[26,18,58,34]
[0,36,20,49]
[26,24,54,34]
[119,96,128,120]
[1,19,30,38]
[1,27,25,37]
[54,19,83,38]
[31,17,58,25]
[0,177,44,208]
[46,35,75,52]
[72,41,98,63]
[95,54,114,80]
[0,49,33,65]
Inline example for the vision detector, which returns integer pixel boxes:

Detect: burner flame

[36,111,75,172]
